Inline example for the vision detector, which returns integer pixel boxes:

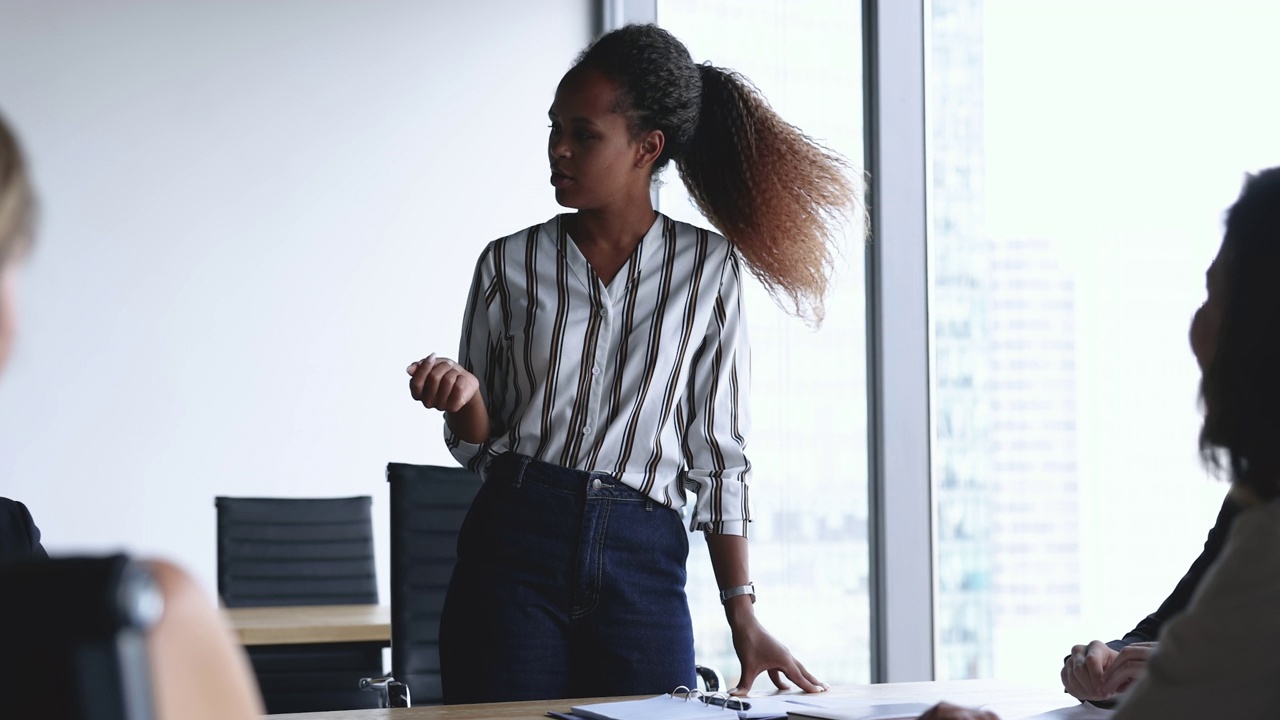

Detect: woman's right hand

[1098,642,1157,697]
[1060,640,1120,701]
[407,354,480,413]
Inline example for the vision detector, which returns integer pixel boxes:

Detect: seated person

[1061,497,1239,703]
[0,110,263,720]
[0,496,47,561]
[923,168,1280,720]
[0,111,47,567]
[148,560,264,720]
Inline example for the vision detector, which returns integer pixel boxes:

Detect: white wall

[0,0,592,600]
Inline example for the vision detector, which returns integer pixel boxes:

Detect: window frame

[862,0,935,683]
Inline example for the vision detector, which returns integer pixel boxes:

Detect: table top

[224,604,391,646]
[270,678,1092,720]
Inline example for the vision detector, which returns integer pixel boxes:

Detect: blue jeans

[439,452,697,704]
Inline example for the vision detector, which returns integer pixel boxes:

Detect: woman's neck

[568,199,657,253]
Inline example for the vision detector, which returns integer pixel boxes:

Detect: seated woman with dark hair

[922,167,1280,720]
[0,497,46,562]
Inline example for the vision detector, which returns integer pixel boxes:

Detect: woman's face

[0,262,16,376]
[547,68,655,210]
[1190,241,1229,373]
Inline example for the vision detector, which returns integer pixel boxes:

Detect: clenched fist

[407,354,479,413]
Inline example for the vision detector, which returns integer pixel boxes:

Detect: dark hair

[0,110,35,267]
[1200,166,1280,499]
[571,24,860,324]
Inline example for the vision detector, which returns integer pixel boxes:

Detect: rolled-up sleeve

[444,244,505,471]
[682,250,752,537]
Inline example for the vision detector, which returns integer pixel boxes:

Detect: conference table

[224,604,392,646]
[270,679,1109,719]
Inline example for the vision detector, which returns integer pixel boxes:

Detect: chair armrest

[359,676,411,708]
[695,665,724,693]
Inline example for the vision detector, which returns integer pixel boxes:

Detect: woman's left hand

[728,614,827,695]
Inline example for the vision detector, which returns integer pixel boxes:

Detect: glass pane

[930,0,1280,682]
[656,0,869,686]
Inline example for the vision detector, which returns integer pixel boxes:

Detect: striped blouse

[445,212,752,536]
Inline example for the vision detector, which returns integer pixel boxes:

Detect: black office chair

[361,463,482,708]
[0,555,162,720]
[215,496,383,714]
[364,464,722,709]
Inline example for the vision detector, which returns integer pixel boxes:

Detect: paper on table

[1015,703,1115,719]
[568,693,848,720]
[570,695,722,720]
[735,695,844,720]
[784,701,936,720]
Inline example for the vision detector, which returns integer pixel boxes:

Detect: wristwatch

[719,582,756,605]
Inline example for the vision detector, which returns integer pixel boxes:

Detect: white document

[571,693,852,720]
[1015,703,1115,720]
[736,694,846,719]
[785,701,936,720]
[571,695,723,720]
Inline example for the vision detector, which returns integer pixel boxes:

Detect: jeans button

[592,478,603,490]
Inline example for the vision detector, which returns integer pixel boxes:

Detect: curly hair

[573,24,861,325]
[0,111,35,267]
[1199,166,1280,499]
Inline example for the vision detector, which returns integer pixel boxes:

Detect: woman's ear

[635,129,665,169]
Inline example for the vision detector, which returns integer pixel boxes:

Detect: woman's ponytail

[679,64,859,325]
[573,25,862,325]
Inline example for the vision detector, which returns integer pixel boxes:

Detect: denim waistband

[487,452,652,504]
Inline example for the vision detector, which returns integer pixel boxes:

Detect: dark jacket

[1107,495,1241,650]
[0,498,48,562]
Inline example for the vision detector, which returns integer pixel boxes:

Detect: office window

[930,0,1280,682]
[656,0,869,686]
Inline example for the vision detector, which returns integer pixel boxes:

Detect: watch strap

[719,582,756,604]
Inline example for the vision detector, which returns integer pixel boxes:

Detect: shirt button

[582,426,592,435]
[597,307,607,318]
[592,478,603,490]
[591,366,601,375]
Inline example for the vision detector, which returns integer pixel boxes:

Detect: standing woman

[407,24,859,704]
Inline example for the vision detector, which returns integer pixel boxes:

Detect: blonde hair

[0,111,35,266]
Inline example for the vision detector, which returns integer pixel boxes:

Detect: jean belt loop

[512,454,532,489]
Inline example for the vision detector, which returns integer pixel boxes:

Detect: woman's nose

[1189,305,1206,361]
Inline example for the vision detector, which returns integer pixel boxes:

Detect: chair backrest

[0,555,160,720]
[214,496,377,608]
[386,463,483,706]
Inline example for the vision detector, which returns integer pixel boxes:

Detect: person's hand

[1060,640,1119,701]
[1099,642,1157,697]
[918,702,999,720]
[728,617,827,696]
[407,354,479,413]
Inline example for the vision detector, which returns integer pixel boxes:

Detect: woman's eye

[576,132,593,141]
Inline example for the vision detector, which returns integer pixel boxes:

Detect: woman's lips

[550,171,573,188]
